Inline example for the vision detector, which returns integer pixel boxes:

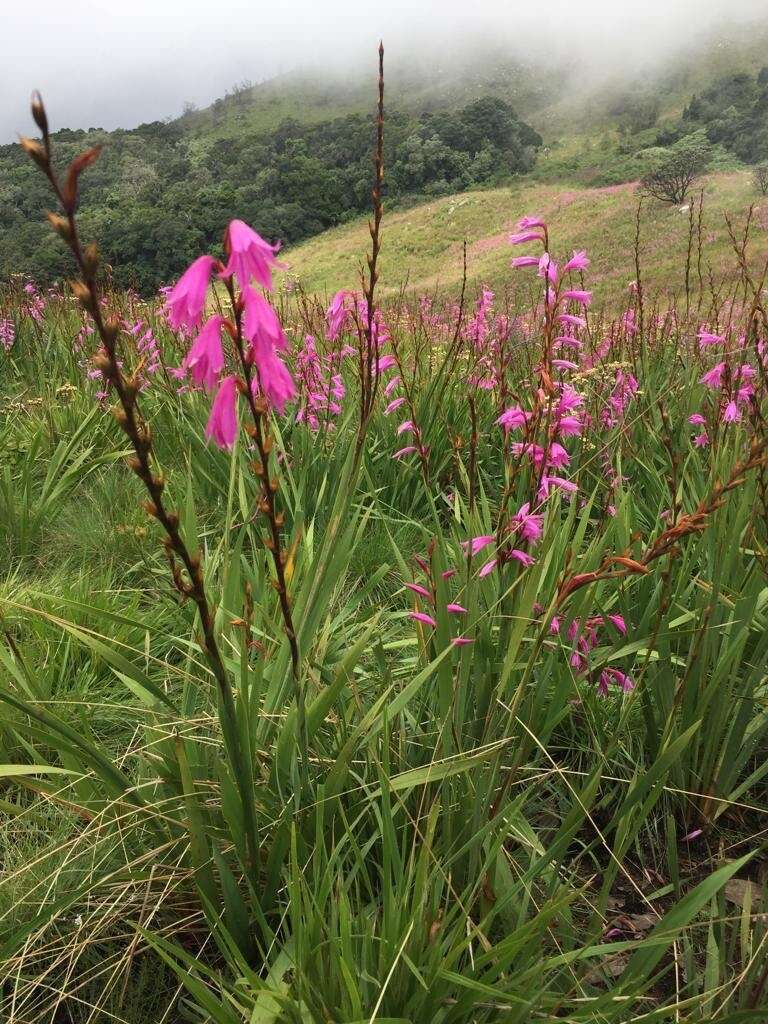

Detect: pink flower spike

[688,413,706,425]
[517,215,546,229]
[510,549,535,567]
[463,535,495,556]
[478,558,498,578]
[183,315,225,391]
[393,445,418,459]
[385,397,407,415]
[509,231,544,246]
[205,375,239,449]
[409,611,437,628]
[511,256,539,268]
[452,636,474,646]
[447,603,467,614]
[221,220,283,291]
[165,255,216,331]
[404,582,432,599]
[563,249,590,272]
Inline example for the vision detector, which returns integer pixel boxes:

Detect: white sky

[2,0,766,142]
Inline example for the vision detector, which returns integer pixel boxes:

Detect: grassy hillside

[284,169,765,305]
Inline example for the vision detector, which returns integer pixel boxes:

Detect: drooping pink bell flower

[447,603,467,614]
[552,359,579,371]
[697,330,724,348]
[377,355,397,373]
[722,400,741,423]
[700,362,725,389]
[607,614,627,634]
[509,230,544,245]
[538,253,558,283]
[397,420,416,435]
[688,413,706,425]
[452,636,474,646]
[479,558,498,577]
[393,445,418,459]
[563,250,590,273]
[250,343,296,415]
[517,215,546,229]
[409,611,437,628]
[694,432,709,447]
[463,535,495,556]
[511,256,539,268]
[182,315,226,391]
[548,442,570,468]
[562,289,592,306]
[511,502,543,544]
[404,582,432,599]
[205,375,239,449]
[556,414,582,436]
[510,549,535,567]
[221,219,283,291]
[538,475,578,499]
[497,406,531,431]
[385,397,407,414]
[558,313,586,329]
[165,255,216,331]
[384,376,401,396]
[326,290,350,341]
[243,286,288,352]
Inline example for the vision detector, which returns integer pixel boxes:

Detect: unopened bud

[269,478,278,492]
[83,242,99,276]
[46,212,72,241]
[30,92,49,137]
[19,136,48,169]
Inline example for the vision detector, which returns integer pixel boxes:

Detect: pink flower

[552,359,579,371]
[205,375,239,449]
[697,330,724,348]
[479,558,498,578]
[511,502,543,544]
[563,250,590,272]
[385,397,407,414]
[409,611,437,628]
[165,255,216,331]
[700,363,725,389]
[452,636,474,646]
[510,549,535,567]
[509,230,544,245]
[463,535,495,556]
[558,313,586,329]
[404,581,432,599]
[182,315,226,391]
[243,286,288,353]
[722,400,741,424]
[221,219,283,291]
[538,253,558,283]
[694,432,709,448]
[377,355,397,373]
[511,256,539,268]
[688,413,706,425]
[556,415,582,436]
[397,420,415,435]
[538,475,578,499]
[607,614,627,634]
[497,406,531,431]
[393,445,417,459]
[548,443,570,468]
[517,215,546,229]
[562,289,592,306]
[326,290,350,341]
[250,342,296,415]
[384,376,401,396]
[447,603,467,614]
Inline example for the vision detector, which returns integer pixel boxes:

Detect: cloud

[2,0,766,142]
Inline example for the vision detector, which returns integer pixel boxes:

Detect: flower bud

[19,136,48,169]
[30,92,48,137]
[46,212,72,241]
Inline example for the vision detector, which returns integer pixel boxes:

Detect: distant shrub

[753,163,768,196]
[640,131,712,204]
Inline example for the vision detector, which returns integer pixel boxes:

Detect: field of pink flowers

[0,91,767,1024]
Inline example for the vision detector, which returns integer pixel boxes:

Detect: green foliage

[0,97,539,294]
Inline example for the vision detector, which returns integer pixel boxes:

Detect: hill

[284,169,765,306]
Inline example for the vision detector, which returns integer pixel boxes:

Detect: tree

[754,164,768,196]
[640,131,712,204]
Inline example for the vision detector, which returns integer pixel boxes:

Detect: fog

[2,0,767,143]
